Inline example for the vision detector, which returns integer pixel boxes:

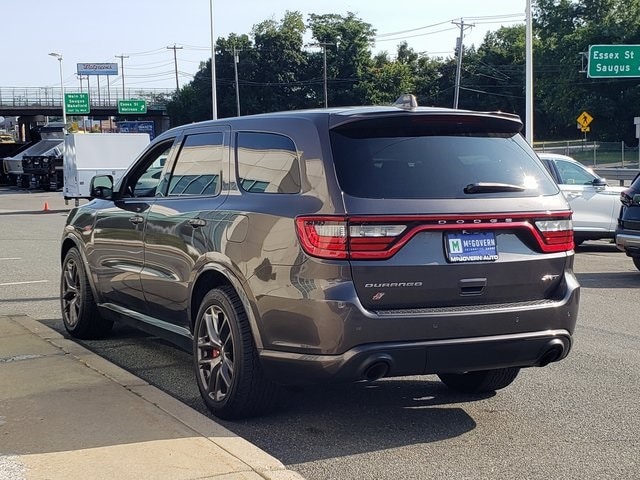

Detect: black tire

[438,367,520,394]
[633,257,640,271]
[60,248,113,339]
[193,286,279,420]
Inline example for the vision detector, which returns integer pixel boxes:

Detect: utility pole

[233,46,240,116]
[452,19,474,109]
[167,44,183,93]
[77,75,88,132]
[115,54,129,100]
[309,42,335,108]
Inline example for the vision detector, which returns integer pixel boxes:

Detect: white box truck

[63,133,150,204]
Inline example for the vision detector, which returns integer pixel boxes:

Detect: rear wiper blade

[464,182,526,194]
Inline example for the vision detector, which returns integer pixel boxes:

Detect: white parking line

[0,258,21,261]
[0,280,49,287]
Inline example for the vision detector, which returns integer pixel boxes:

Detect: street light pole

[210,0,218,119]
[525,0,534,145]
[233,46,240,116]
[49,52,66,125]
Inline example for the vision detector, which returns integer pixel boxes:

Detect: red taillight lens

[295,217,349,259]
[534,218,574,252]
[295,217,407,260]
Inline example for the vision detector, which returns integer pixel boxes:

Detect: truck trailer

[63,133,150,204]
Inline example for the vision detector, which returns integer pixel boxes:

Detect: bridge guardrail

[0,86,173,108]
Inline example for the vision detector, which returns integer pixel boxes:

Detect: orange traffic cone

[43,202,49,212]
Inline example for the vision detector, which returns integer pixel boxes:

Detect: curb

[9,315,304,480]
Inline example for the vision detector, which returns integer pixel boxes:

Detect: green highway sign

[118,99,147,114]
[588,45,640,78]
[64,93,90,114]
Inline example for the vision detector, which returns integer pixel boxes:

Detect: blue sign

[117,121,155,140]
[77,63,119,76]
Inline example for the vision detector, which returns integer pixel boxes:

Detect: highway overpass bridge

[0,86,172,141]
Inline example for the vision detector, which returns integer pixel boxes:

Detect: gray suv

[60,105,580,419]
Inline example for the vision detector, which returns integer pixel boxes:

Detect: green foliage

[167,2,640,143]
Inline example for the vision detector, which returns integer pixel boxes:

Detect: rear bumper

[260,329,573,385]
[616,231,640,256]
[254,264,579,384]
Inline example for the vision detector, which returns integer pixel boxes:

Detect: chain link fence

[534,140,640,168]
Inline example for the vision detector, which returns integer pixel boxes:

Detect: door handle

[188,218,207,228]
[459,278,487,296]
[128,215,144,225]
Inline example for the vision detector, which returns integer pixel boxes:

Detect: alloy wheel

[61,258,81,328]
[196,304,235,402]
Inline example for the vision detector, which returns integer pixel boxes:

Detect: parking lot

[1,185,639,480]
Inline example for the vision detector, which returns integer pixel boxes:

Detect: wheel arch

[190,264,264,350]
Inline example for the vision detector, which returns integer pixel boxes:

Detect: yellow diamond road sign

[577,111,594,128]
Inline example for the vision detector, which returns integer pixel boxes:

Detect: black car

[616,173,640,269]
[60,103,580,419]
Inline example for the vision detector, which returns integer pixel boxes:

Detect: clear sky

[2,0,526,91]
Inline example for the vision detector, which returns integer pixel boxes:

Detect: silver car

[538,152,625,245]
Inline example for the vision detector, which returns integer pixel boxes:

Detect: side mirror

[90,175,114,199]
[592,177,608,187]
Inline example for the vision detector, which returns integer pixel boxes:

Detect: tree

[308,12,376,106]
[250,11,310,113]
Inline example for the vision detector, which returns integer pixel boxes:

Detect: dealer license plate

[445,232,498,263]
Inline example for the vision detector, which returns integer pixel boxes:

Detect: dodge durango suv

[60,103,580,419]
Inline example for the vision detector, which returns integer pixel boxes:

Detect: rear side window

[167,132,223,197]
[330,115,558,199]
[236,132,301,194]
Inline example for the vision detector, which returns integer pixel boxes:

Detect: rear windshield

[330,115,558,199]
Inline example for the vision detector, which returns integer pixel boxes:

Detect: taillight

[295,216,406,260]
[621,190,640,207]
[295,217,348,259]
[534,218,574,252]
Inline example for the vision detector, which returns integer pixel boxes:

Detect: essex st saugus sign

[588,45,640,78]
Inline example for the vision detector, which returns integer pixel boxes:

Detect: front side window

[167,132,223,197]
[122,141,174,198]
[555,160,596,185]
[236,132,301,194]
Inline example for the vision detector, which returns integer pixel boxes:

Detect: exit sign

[118,99,147,114]
[64,93,90,114]
[588,45,640,78]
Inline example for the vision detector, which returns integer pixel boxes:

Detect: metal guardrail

[593,168,639,186]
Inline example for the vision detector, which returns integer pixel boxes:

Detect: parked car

[615,172,640,269]
[60,104,579,419]
[537,152,626,245]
